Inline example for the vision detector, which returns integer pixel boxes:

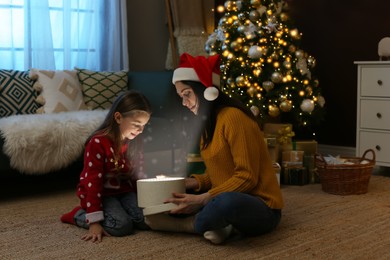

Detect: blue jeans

[74,192,145,237]
[194,192,281,236]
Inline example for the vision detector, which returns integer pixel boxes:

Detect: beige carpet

[2,175,390,260]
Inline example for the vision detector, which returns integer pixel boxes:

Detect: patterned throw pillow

[76,68,128,110]
[29,69,88,114]
[0,69,39,117]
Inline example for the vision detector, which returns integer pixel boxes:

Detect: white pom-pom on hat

[204,86,219,101]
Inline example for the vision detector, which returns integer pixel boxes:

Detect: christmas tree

[205,0,325,138]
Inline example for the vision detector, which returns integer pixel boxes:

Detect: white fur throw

[0,110,107,174]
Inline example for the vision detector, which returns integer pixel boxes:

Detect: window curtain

[1,0,128,71]
[165,0,214,69]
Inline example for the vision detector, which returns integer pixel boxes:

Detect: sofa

[0,69,191,178]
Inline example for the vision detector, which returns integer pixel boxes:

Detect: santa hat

[172,53,221,101]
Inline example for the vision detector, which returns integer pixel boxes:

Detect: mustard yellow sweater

[191,107,284,209]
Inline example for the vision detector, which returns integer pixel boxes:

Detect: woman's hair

[182,80,259,149]
[86,90,152,156]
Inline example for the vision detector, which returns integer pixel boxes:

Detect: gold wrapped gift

[292,140,318,155]
[263,123,294,145]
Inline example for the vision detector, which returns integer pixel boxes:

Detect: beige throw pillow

[29,69,88,114]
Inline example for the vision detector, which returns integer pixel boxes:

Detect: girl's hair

[182,80,259,149]
[86,90,152,156]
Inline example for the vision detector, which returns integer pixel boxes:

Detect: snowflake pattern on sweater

[76,135,136,224]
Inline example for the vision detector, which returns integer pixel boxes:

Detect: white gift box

[137,176,185,216]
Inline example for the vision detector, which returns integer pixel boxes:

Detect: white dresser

[355,61,390,166]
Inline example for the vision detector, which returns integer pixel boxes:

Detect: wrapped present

[263,123,295,145]
[265,137,279,162]
[281,166,310,185]
[282,150,304,167]
[264,123,295,163]
[292,140,317,155]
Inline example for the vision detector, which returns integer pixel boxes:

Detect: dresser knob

[376,112,382,118]
[375,145,381,151]
[377,80,383,86]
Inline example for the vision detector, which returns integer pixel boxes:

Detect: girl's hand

[81,222,111,243]
[165,192,211,214]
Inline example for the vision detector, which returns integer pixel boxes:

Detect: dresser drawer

[358,131,390,164]
[360,66,390,97]
[360,99,390,130]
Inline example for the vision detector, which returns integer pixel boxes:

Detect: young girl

[61,90,151,243]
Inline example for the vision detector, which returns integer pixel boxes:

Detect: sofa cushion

[29,69,88,114]
[76,68,128,110]
[0,69,39,117]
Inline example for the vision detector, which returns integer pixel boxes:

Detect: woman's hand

[185,177,199,190]
[81,222,111,243]
[165,192,211,214]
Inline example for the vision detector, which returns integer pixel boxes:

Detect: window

[0,0,128,71]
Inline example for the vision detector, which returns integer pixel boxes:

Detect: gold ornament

[230,41,242,52]
[249,10,260,22]
[271,72,283,83]
[262,81,274,92]
[235,76,246,87]
[280,100,292,112]
[224,1,236,11]
[283,60,291,69]
[280,12,289,22]
[268,104,280,117]
[247,86,256,97]
[251,0,261,8]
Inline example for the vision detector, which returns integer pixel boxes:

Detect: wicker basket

[315,149,376,195]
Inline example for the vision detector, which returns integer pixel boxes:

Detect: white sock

[203,224,233,244]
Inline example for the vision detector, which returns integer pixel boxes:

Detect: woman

[145,53,284,244]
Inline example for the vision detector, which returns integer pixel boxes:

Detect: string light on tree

[205,0,325,138]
